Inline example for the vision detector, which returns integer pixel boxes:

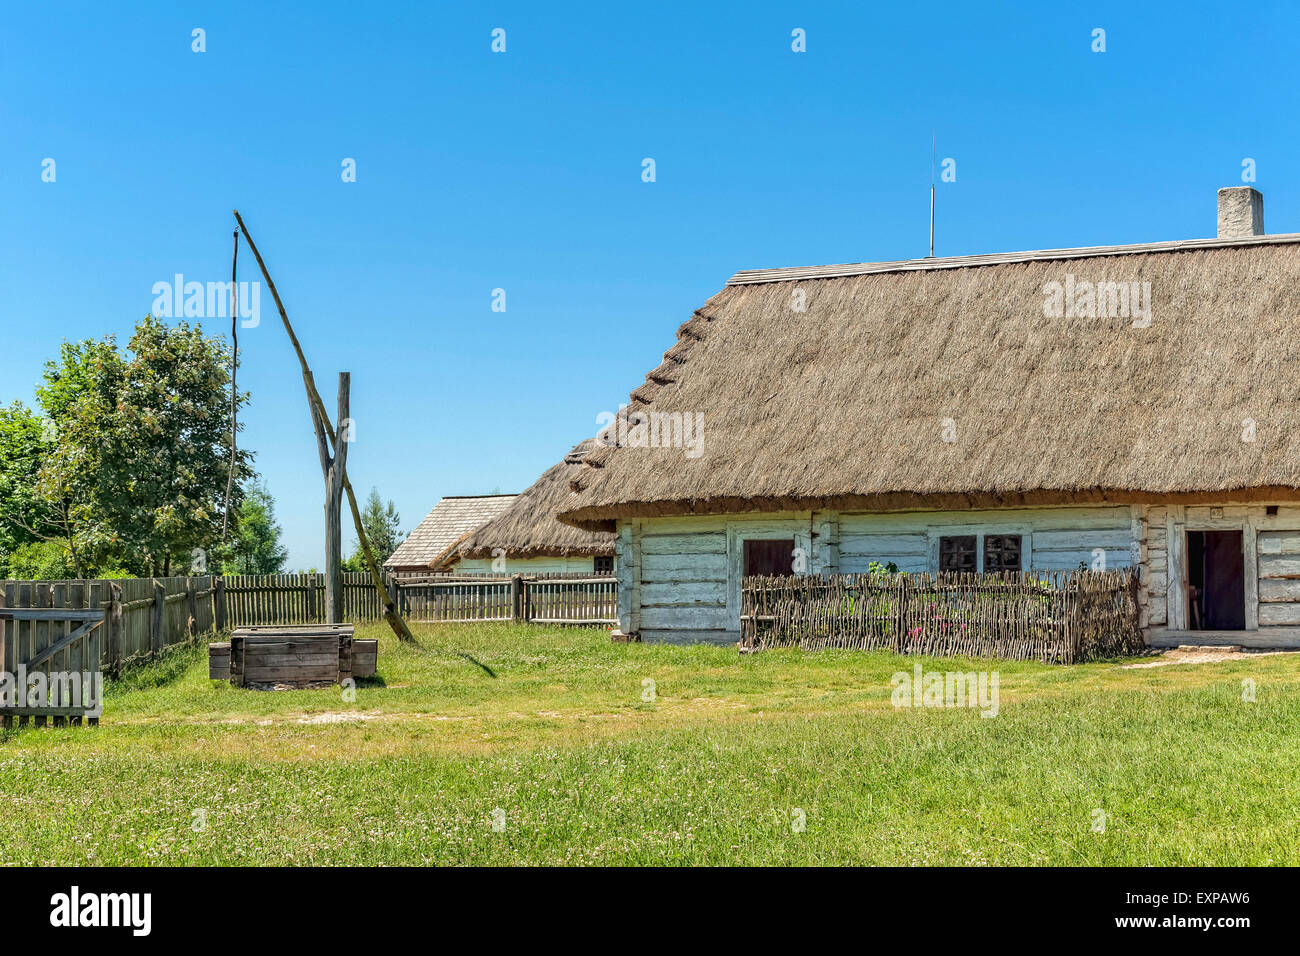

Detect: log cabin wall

[617,505,1140,645]
[1146,503,1300,648]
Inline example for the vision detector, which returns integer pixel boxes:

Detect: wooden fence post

[214,576,227,632]
[511,575,523,621]
[107,582,123,674]
[0,589,6,698]
[186,577,198,639]
[305,573,317,623]
[151,579,165,656]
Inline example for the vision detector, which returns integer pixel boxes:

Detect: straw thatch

[561,234,1300,531]
[384,494,517,570]
[447,440,617,563]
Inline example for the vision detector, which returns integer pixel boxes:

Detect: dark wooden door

[1201,530,1245,630]
[743,539,796,576]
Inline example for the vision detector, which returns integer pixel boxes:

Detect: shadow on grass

[457,653,497,678]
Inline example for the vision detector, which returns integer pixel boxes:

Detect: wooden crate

[213,625,374,688]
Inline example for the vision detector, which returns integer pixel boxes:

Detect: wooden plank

[639,532,728,555]
[641,552,728,580]
[0,608,106,621]
[1257,531,1300,555]
[640,582,726,607]
[1259,554,1300,578]
[1259,603,1300,626]
[838,533,929,556]
[244,665,340,681]
[1244,516,1260,630]
[243,652,340,666]
[24,619,103,670]
[1167,509,1186,631]
[640,606,732,630]
[1259,579,1300,602]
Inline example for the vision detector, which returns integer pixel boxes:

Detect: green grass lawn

[1,621,1298,865]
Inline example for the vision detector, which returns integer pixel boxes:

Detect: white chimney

[1217,186,1265,238]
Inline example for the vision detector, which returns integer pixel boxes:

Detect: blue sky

[3,1,1298,570]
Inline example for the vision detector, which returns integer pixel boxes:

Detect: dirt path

[1122,645,1295,669]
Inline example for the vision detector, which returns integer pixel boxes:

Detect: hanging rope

[220,228,239,540]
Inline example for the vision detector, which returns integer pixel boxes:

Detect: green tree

[36,317,251,576]
[0,401,62,576]
[217,481,288,574]
[348,487,402,567]
[33,338,125,576]
[6,540,75,579]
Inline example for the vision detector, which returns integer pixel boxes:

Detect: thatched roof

[560,233,1300,532]
[448,440,617,562]
[384,494,516,569]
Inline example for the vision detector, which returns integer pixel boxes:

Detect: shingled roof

[560,232,1300,532]
[384,494,517,569]
[444,440,616,564]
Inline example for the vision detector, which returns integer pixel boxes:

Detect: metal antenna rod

[929,131,936,258]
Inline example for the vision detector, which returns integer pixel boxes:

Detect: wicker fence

[740,569,1143,663]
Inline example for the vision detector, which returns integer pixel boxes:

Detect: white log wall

[451,555,615,575]
[619,505,1138,645]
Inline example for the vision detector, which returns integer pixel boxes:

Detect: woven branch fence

[740,569,1143,663]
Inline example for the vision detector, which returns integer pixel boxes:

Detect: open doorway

[1186,530,1245,630]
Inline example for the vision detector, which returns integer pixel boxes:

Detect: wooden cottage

[435,440,617,574]
[383,494,516,576]
[558,187,1300,648]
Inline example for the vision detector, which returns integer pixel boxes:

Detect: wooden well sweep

[209,624,376,687]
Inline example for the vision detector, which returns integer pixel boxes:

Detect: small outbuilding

[384,494,517,576]
[435,440,617,574]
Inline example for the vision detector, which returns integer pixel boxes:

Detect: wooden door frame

[1166,506,1259,632]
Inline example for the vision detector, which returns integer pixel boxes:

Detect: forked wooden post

[312,373,349,624]
[233,210,415,643]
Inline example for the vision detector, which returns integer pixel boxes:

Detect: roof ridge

[728,232,1300,286]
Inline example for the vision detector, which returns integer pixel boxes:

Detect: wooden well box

[209,624,377,687]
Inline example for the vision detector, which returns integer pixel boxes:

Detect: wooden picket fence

[740,569,1143,663]
[222,572,385,626]
[0,570,619,690]
[393,573,618,625]
[0,577,220,685]
[222,572,617,626]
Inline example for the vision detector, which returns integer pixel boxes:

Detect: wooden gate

[0,591,105,726]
